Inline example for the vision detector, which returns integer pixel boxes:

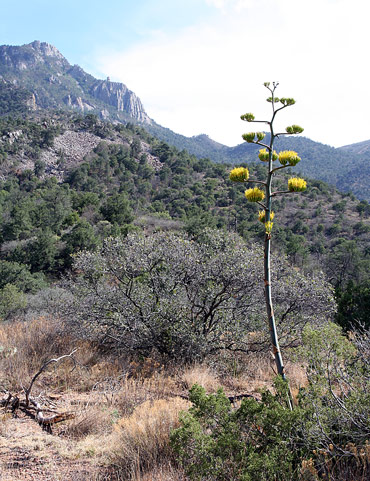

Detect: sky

[1,0,370,148]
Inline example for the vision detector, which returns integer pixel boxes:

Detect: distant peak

[192,134,210,139]
[27,40,66,60]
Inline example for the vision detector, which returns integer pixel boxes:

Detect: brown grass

[0,318,320,481]
[0,413,10,435]
[0,317,123,394]
[181,364,221,392]
[108,397,190,479]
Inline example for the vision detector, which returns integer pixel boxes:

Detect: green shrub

[171,323,370,481]
[171,382,308,481]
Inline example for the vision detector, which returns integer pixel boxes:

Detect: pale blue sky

[1,0,370,147]
[0,0,213,75]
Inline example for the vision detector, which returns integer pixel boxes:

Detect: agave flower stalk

[230,82,307,408]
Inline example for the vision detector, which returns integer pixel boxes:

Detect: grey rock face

[91,80,151,124]
[0,41,151,124]
[63,94,95,112]
[0,41,69,70]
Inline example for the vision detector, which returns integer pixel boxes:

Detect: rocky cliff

[0,41,151,124]
[90,79,150,123]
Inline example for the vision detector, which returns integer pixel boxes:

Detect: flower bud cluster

[258,148,278,162]
[245,187,265,202]
[266,97,280,103]
[278,150,301,166]
[258,210,275,223]
[286,125,304,134]
[279,97,296,106]
[240,113,255,122]
[288,177,307,192]
[242,132,256,143]
[229,167,250,182]
[265,221,274,234]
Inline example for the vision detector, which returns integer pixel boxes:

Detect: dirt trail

[0,412,107,481]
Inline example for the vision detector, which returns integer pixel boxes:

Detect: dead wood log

[1,349,78,433]
[176,392,259,405]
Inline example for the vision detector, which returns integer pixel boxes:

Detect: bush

[60,230,335,363]
[171,382,307,481]
[0,283,27,320]
[171,323,370,481]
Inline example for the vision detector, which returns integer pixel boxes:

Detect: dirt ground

[0,412,112,481]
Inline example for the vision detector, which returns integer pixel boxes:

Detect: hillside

[0,111,368,283]
[0,66,369,481]
[339,139,370,155]
[0,41,369,200]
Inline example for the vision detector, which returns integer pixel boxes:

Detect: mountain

[0,41,369,200]
[339,139,370,156]
[146,127,370,201]
[0,41,150,123]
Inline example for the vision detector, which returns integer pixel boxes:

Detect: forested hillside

[0,110,368,329]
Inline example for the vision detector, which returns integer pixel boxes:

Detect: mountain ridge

[0,41,369,200]
[0,41,151,124]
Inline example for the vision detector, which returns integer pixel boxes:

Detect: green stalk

[264,87,293,409]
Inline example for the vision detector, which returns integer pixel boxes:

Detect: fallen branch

[1,349,78,433]
[0,391,75,433]
[23,348,79,408]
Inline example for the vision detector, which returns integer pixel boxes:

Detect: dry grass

[0,317,77,390]
[181,364,221,392]
[134,463,189,481]
[0,413,11,435]
[108,397,190,479]
[62,403,113,440]
[0,317,313,481]
[0,317,123,395]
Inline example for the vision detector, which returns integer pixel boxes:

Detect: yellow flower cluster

[288,177,307,192]
[278,150,301,166]
[258,210,275,223]
[245,187,265,202]
[242,132,256,143]
[265,221,274,234]
[258,149,278,162]
[229,167,250,182]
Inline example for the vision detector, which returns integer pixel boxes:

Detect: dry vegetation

[0,316,306,480]
[2,318,368,481]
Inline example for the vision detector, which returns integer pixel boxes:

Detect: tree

[59,230,334,363]
[60,219,99,268]
[27,228,58,273]
[0,260,46,293]
[100,192,134,225]
[229,82,307,395]
[335,280,370,330]
[0,283,27,321]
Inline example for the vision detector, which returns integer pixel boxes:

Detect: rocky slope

[0,41,151,124]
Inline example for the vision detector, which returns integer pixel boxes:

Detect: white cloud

[206,0,256,11]
[96,0,370,148]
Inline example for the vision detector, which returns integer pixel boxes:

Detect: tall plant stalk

[230,82,307,405]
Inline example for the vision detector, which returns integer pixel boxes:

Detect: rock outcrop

[63,94,95,112]
[0,41,69,71]
[0,41,152,124]
[91,79,150,123]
